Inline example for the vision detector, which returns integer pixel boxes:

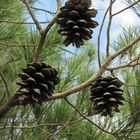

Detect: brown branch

[31,6,56,15]
[56,0,62,10]
[97,0,116,68]
[107,62,140,71]
[97,6,109,68]
[0,20,49,24]
[106,63,140,71]
[106,55,140,70]
[112,0,140,17]
[33,12,60,62]
[23,0,43,34]
[23,0,62,63]
[106,0,113,57]
[32,0,61,62]
[65,98,114,136]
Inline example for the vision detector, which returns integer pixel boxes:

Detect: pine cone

[90,77,124,117]
[57,1,98,48]
[15,63,60,105]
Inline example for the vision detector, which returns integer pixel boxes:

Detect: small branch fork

[22,0,61,62]
[33,12,60,62]
[106,54,140,71]
[23,0,43,34]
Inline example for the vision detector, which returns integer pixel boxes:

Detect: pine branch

[106,0,113,57]
[33,0,61,62]
[23,0,43,34]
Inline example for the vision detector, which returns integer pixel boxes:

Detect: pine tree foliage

[0,0,140,140]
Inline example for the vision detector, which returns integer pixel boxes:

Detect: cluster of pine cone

[14,1,125,118]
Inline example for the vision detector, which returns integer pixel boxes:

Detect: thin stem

[106,0,113,57]
[33,0,61,62]
[97,6,109,68]
[107,62,140,71]
[97,0,116,68]
[106,55,140,70]
[48,110,75,140]
[112,0,140,17]
[33,12,60,62]
[33,33,46,62]
[23,0,43,34]
[65,98,114,136]
[31,6,56,15]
